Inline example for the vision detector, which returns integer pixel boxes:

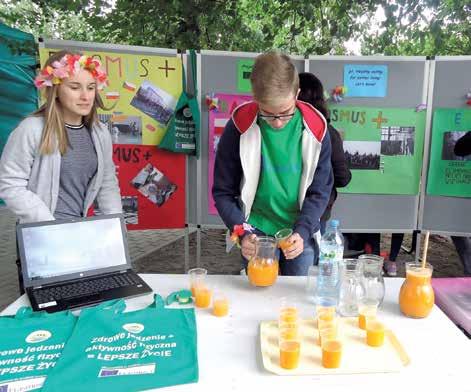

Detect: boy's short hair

[250,51,299,106]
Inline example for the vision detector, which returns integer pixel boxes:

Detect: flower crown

[34,54,108,90]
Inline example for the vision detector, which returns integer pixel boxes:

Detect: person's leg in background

[363,233,381,255]
[451,236,471,276]
[384,233,404,276]
[279,237,317,276]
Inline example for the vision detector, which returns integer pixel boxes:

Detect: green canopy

[0,23,38,205]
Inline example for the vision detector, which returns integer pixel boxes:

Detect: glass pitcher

[338,259,365,316]
[359,254,385,307]
[247,236,279,287]
[399,262,434,318]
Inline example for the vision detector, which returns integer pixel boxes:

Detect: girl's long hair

[33,50,109,155]
[298,72,330,122]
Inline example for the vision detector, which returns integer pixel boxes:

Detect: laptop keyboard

[33,273,142,303]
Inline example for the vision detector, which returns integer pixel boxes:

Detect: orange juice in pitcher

[399,262,434,318]
[247,237,279,287]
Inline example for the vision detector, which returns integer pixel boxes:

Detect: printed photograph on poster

[442,131,471,161]
[380,126,415,156]
[122,196,138,225]
[99,114,142,144]
[130,80,177,126]
[344,141,381,170]
[131,163,177,207]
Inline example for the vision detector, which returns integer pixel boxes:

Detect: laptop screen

[19,216,130,286]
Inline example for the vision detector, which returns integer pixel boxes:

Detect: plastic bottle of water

[316,220,343,307]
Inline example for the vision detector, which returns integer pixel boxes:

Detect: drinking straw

[421,231,430,269]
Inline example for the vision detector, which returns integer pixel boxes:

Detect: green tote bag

[0,307,76,391]
[41,295,198,392]
[159,50,201,158]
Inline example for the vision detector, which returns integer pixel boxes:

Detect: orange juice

[321,340,342,368]
[279,323,299,342]
[194,287,212,308]
[279,307,298,323]
[278,238,291,251]
[358,305,377,330]
[399,263,434,318]
[279,341,300,369]
[247,258,279,287]
[318,311,335,324]
[366,321,385,347]
[212,298,229,317]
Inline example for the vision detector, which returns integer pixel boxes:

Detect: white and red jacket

[212,100,333,242]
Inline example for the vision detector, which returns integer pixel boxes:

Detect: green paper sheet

[237,59,254,93]
[426,108,471,197]
[329,106,426,195]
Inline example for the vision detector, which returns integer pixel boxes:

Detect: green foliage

[361,0,471,55]
[0,0,470,56]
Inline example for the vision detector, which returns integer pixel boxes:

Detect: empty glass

[338,259,365,317]
[359,254,385,307]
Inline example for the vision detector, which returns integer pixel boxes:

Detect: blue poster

[344,64,388,97]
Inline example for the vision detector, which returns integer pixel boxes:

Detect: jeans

[241,228,319,276]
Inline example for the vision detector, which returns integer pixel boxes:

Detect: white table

[2,275,471,392]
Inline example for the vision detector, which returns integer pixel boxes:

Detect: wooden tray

[260,317,410,375]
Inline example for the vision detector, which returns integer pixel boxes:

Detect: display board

[419,57,471,235]
[308,56,429,232]
[40,40,186,229]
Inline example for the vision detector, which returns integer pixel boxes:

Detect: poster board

[308,56,429,232]
[419,57,471,235]
[40,40,186,229]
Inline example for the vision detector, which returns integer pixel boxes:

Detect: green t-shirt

[248,109,303,235]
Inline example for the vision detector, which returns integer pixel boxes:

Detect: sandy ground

[135,230,467,278]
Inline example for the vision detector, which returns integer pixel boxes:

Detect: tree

[361,0,471,55]
[1,0,470,56]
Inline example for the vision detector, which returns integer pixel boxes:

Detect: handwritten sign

[344,64,388,97]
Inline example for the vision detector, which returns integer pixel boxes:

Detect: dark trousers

[451,236,471,276]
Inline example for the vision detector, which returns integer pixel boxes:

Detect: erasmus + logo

[122,323,144,334]
[25,330,52,343]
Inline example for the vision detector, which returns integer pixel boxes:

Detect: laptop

[17,214,152,313]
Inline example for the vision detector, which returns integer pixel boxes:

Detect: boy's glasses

[259,112,295,123]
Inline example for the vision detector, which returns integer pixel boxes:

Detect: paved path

[0,207,192,311]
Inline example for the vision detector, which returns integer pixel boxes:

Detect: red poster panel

[112,144,185,230]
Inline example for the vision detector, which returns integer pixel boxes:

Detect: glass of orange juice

[366,320,385,347]
[188,268,207,297]
[212,290,229,317]
[275,228,293,252]
[194,285,212,308]
[321,339,342,368]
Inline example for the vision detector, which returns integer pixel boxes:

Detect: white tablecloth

[2,274,470,392]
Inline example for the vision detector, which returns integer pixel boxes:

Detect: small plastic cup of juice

[188,268,207,296]
[358,301,378,330]
[212,291,229,317]
[194,285,212,308]
[366,320,385,347]
[275,228,293,251]
[279,339,301,370]
[321,339,342,369]
[279,297,298,323]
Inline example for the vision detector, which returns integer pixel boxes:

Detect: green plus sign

[372,111,388,128]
